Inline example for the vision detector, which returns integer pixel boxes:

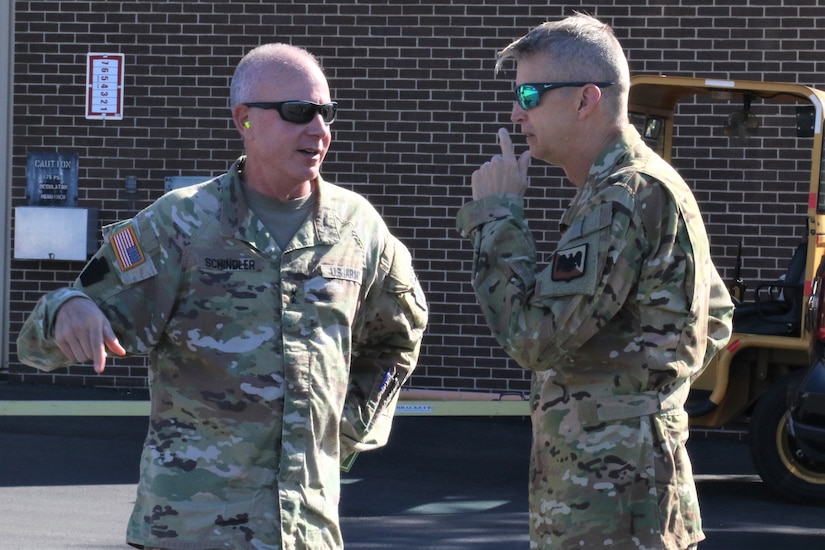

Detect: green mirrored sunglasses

[515,82,614,110]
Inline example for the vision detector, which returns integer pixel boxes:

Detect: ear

[233,104,251,134]
[576,84,604,119]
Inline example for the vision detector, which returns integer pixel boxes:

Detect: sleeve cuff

[44,287,93,336]
[456,194,524,236]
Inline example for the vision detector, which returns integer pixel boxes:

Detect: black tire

[749,370,825,505]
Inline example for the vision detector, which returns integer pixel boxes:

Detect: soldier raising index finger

[470,127,531,200]
[457,14,733,550]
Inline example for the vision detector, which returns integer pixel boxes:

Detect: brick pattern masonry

[8,1,825,392]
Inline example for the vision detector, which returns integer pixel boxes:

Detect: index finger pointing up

[498,127,515,159]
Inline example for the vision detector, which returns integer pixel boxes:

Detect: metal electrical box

[14,206,99,261]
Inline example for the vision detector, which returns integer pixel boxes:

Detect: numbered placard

[86,53,124,120]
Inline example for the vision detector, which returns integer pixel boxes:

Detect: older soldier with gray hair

[18,43,427,549]
[457,14,733,550]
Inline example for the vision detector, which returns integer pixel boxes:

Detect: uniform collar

[585,125,643,184]
[220,156,341,250]
[560,126,643,229]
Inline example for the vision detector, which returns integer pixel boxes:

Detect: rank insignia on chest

[110,225,146,271]
[552,244,587,282]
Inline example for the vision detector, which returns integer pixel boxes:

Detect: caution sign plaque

[26,152,79,206]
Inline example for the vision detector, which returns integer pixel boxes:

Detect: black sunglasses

[244,100,338,125]
[515,82,614,110]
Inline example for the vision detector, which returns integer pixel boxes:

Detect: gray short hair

[229,43,322,108]
[496,13,630,115]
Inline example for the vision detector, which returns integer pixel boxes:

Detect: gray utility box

[14,206,99,261]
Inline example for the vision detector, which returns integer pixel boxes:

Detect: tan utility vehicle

[629,75,825,504]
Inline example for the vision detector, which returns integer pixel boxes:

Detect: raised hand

[470,127,531,201]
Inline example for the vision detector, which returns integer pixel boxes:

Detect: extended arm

[17,288,124,373]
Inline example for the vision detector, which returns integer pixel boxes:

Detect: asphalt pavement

[1,382,823,549]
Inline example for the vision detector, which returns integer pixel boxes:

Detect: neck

[565,125,625,188]
[241,162,313,201]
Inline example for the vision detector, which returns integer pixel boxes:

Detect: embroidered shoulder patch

[551,244,587,282]
[109,225,146,271]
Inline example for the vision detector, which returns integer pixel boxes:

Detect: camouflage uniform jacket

[457,126,733,550]
[17,157,428,550]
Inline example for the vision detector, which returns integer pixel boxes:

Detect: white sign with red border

[85,53,124,120]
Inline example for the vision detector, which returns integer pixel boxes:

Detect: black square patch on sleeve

[79,256,111,287]
[551,244,587,282]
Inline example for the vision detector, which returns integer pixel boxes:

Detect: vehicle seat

[732,242,807,336]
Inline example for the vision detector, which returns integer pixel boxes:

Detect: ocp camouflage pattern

[18,157,428,549]
[457,126,733,549]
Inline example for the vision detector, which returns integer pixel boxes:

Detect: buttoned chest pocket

[300,263,363,324]
[183,252,277,324]
[164,253,281,366]
[279,246,365,339]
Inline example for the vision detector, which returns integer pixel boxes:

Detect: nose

[510,102,527,124]
[305,114,330,136]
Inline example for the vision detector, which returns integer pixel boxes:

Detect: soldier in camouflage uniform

[17,44,427,549]
[457,15,733,550]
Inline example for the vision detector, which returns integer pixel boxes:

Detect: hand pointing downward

[54,297,127,373]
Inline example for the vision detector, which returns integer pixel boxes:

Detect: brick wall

[8,1,825,392]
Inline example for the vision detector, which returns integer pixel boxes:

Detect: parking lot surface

[1,383,823,549]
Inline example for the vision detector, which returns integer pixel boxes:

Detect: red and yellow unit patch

[109,225,146,271]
